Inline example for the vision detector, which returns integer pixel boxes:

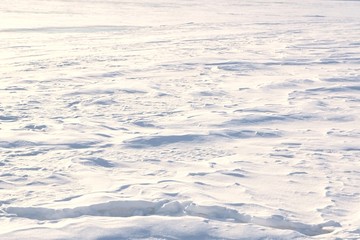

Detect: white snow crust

[1,0,360,239]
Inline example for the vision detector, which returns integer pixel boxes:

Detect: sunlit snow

[1,0,360,239]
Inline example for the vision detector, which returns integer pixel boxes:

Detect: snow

[1,0,360,239]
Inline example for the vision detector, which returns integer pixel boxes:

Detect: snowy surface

[1,0,360,239]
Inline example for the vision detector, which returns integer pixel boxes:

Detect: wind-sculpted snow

[3,200,340,236]
[123,129,282,148]
[1,0,360,239]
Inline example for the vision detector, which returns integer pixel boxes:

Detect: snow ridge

[4,200,340,236]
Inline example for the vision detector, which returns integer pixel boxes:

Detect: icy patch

[123,134,205,148]
[0,115,18,122]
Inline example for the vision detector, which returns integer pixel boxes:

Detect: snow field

[1,0,360,239]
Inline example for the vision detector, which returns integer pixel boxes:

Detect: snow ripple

[123,130,282,148]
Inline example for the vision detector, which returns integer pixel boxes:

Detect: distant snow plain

[1,0,360,239]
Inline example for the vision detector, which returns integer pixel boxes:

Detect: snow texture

[1,0,360,239]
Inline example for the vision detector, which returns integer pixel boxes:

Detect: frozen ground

[1,0,360,239]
